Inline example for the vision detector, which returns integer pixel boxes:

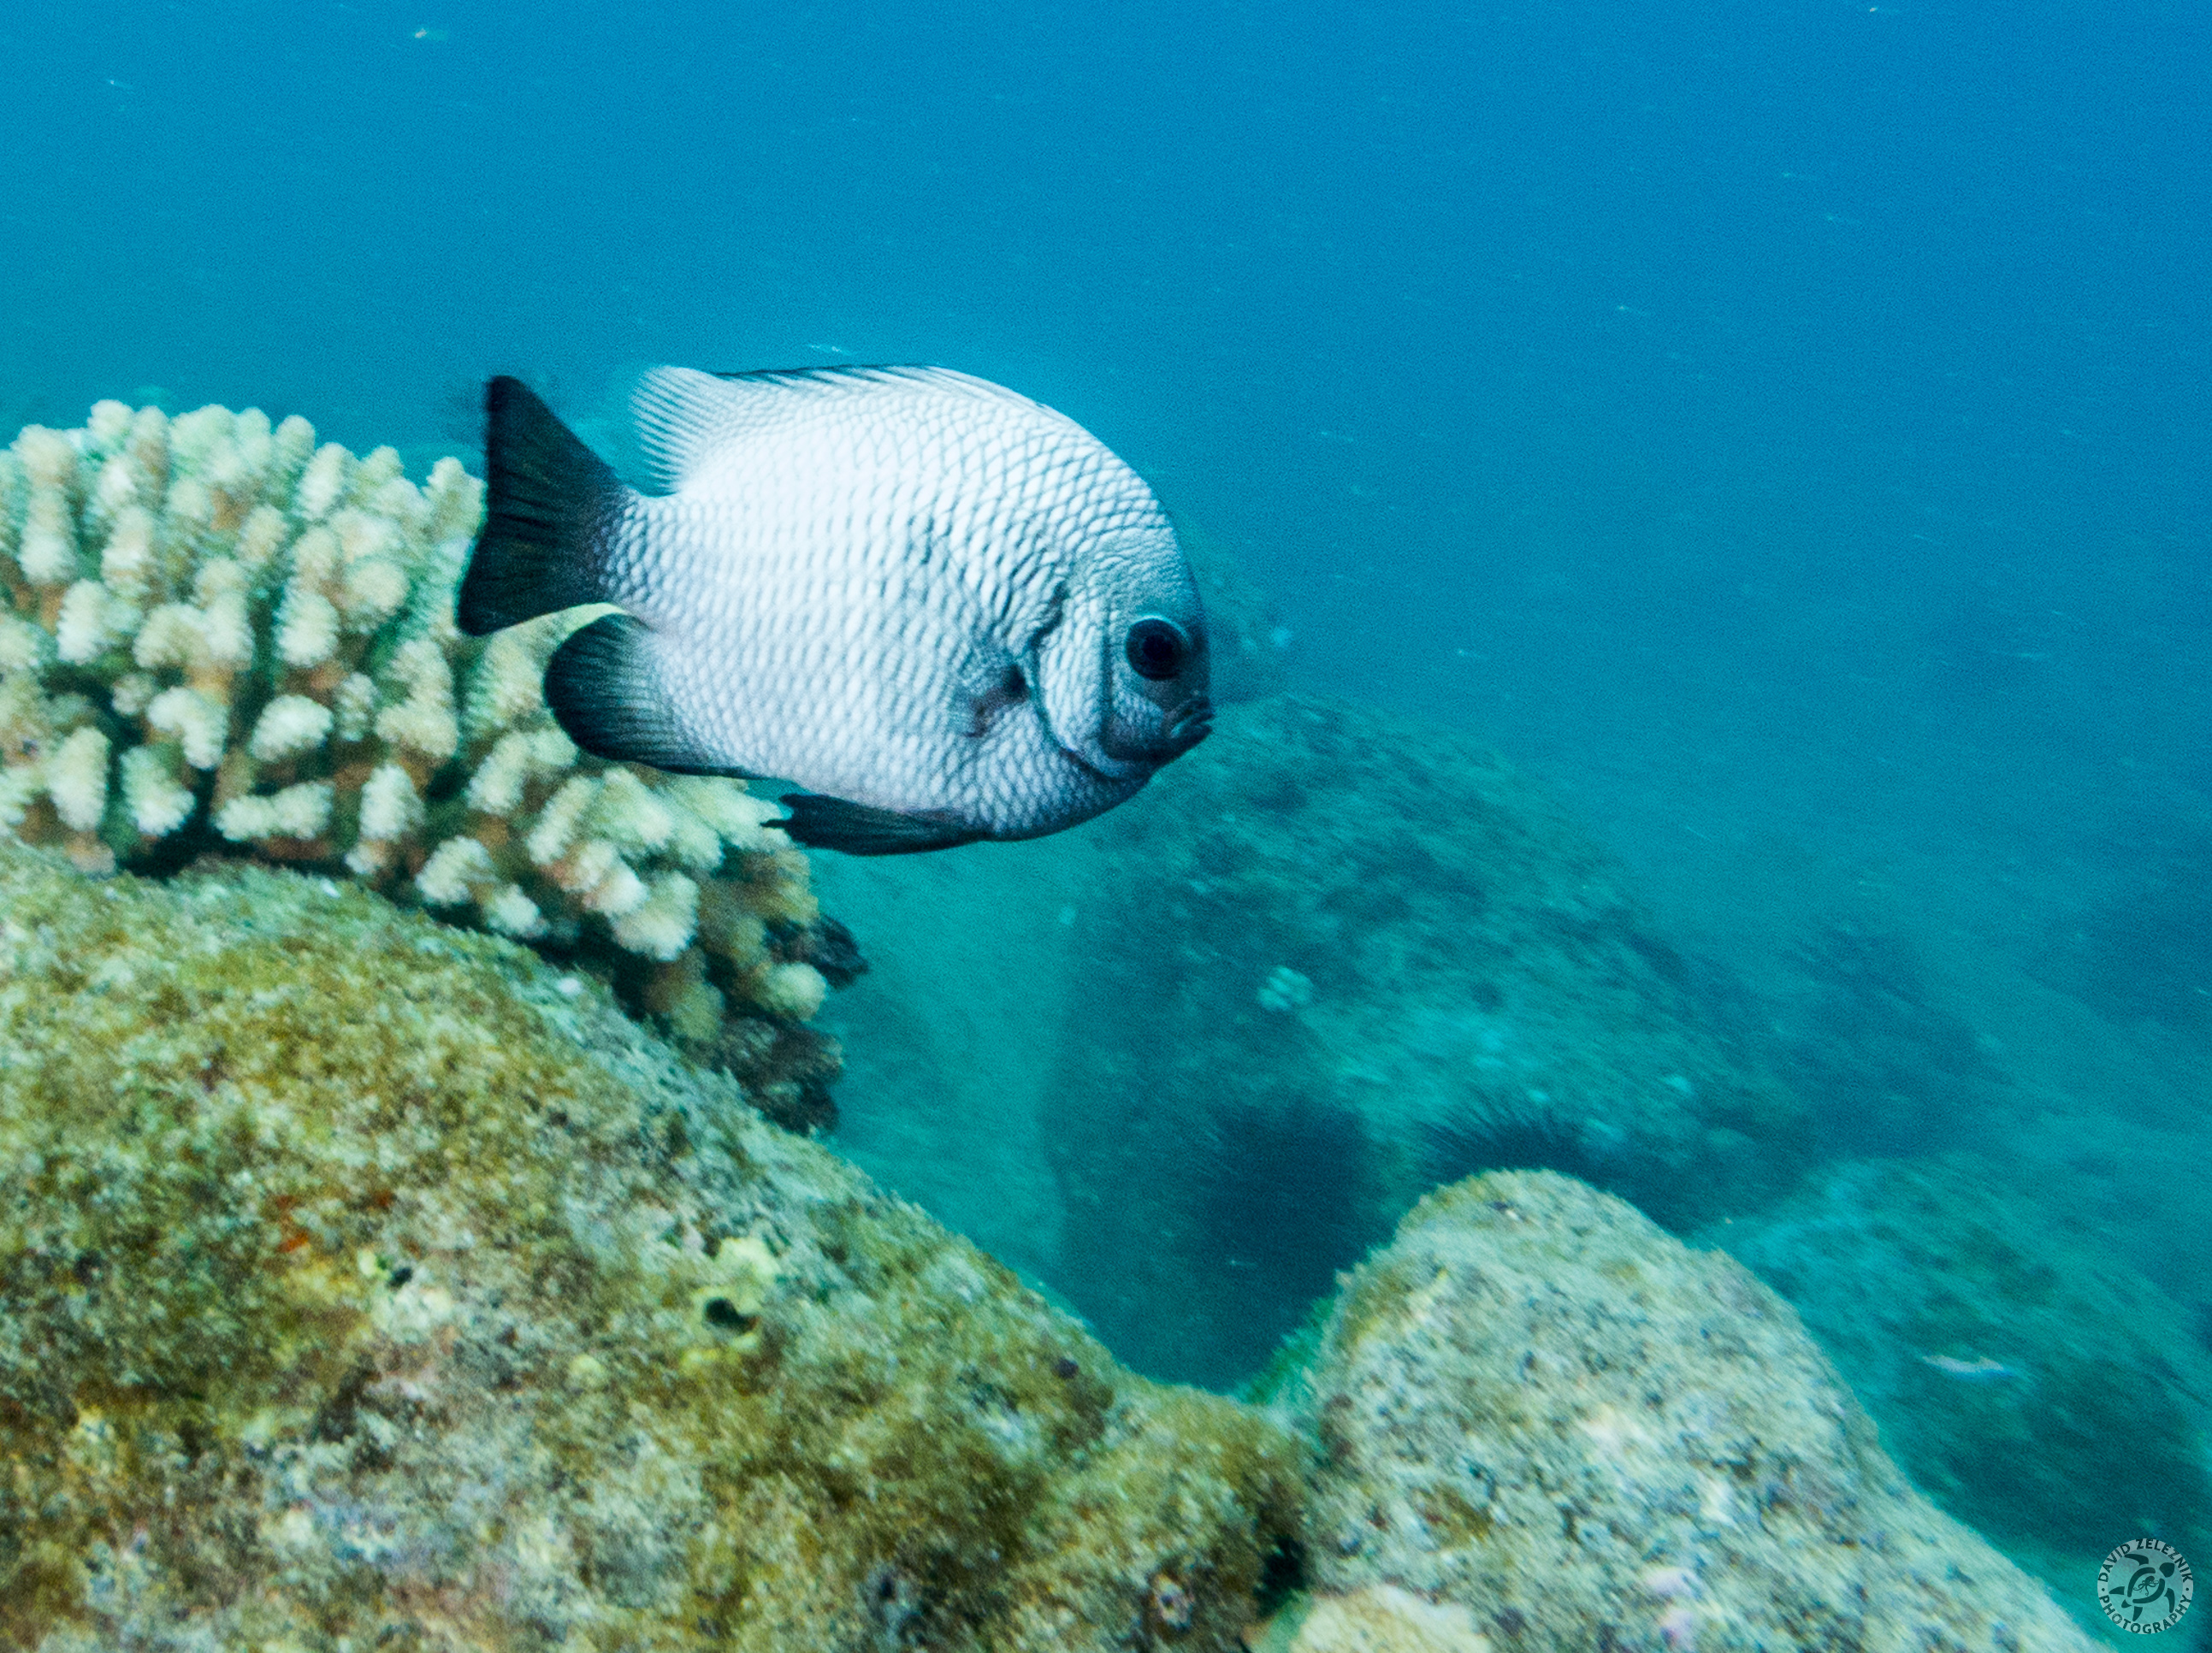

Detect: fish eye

[1125,617,1188,682]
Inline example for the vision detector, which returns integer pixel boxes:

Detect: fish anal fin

[543,614,746,776]
[775,794,982,857]
[457,376,629,636]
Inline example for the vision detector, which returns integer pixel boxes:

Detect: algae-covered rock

[1285,1170,2102,1653]
[0,840,1299,1650]
[1709,1156,2212,1627]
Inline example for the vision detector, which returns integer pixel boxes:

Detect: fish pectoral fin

[456,377,629,635]
[965,661,1032,739]
[774,794,983,856]
[543,614,750,776]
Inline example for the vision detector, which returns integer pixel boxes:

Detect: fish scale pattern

[618,364,1180,839]
[0,400,844,1119]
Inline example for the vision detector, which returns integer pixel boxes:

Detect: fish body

[1918,1354,2021,1382]
[456,367,1211,853]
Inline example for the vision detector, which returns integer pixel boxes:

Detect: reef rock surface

[1709,1156,2212,1625]
[1278,1170,2101,1653]
[0,841,1299,1651]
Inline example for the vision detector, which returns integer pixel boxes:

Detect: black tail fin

[455,376,629,636]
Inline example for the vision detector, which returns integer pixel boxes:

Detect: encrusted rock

[1280,1170,2102,1653]
[1708,1155,2212,1621]
[0,841,1298,1650]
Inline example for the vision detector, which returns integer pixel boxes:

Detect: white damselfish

[456,367,1212,854]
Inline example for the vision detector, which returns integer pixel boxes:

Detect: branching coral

[0,400,850,1124]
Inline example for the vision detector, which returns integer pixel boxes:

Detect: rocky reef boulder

[820,694,1811,1390]
[1038,694,1811,1384]
[0,840,1300,1651]
[1271,1170,2103,1653]
[1708,1156,2212,1627]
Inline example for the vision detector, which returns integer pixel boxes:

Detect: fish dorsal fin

[707,363,1035,404]
[542,613,751,777]
[630,363,1043,492]
[630,366,754,493]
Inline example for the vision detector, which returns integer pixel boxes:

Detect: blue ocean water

[5,0,2208,1632]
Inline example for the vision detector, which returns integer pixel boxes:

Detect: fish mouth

[1082,694,1215,774]
[1162,692,1214,755]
